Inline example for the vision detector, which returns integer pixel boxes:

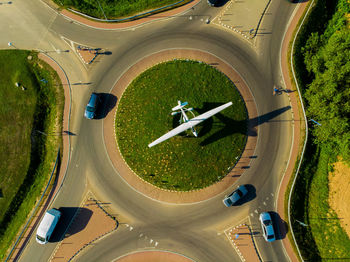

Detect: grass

[289,0,350,259]
[307,147,350,259]
[0,50,64,259]
[291,144,350,261]
[115,60,247,191]
[54,0,190,20]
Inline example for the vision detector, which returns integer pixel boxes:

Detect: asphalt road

[0,0,299,261]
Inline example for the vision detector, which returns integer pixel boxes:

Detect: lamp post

[295,219,308,227]
[309,119,321,126]
[96,0,107,20]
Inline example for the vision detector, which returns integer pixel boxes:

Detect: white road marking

[254,209,258,214]
[139,233,143,237]
[250,213,254,217]
[155,241,158,246]
[129,226,133,231]
[150,239,153,244]
[263,201,267,206]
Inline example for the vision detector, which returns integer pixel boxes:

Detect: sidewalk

[277,1,309,262]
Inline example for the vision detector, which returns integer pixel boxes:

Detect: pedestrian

[273,86,279,95]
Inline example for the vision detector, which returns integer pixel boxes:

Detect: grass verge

[115,60,247,191]
[0,50,64,259]
[53,0,191,20]
[291,143,350,260]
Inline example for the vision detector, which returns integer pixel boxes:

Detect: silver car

[223,185,248,207]
[259,212,276,242]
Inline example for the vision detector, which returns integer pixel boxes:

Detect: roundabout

[1,0,305,261]
[104,49,258,203]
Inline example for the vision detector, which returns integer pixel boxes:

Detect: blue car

[84,93,99,119]
[223,185,248,207]
[259,212,276,242]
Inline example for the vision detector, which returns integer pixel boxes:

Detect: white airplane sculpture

[148,100,233,148]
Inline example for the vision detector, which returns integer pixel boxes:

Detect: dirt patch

[328,160,350,238]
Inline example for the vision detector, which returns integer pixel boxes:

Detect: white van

[36,208,61,244]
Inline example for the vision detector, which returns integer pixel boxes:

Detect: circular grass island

[115,60,247,191]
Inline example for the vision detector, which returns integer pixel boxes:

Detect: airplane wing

[188,102,233,124]
[148,121,194,148]
[148,101,233,148]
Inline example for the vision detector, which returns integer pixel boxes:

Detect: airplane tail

[172,101,188,111]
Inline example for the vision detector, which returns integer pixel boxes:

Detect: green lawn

[307,147,350,259]
[115,60,247,191]
[0,50,63,258]
[291,145,350,260]
[54,0,189,20]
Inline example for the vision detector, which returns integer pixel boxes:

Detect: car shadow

[95,93,118,119]
[49,207,92,243]
[270,211,288,240]
[215,0,230,7]
[233,184,256,206]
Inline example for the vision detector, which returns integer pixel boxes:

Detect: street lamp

[309,119,321,126]
[295,219,308,227]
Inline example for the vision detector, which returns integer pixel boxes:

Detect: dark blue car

[84,93,99,119]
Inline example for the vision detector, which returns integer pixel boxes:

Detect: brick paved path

[50,193,118,261]
[227,224,261,262]
[115,251,194,262]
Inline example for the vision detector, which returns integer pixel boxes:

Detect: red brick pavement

[115,251,194,262]
[277,1,310,262]
[50,194,117,261]
[228,224,261,262]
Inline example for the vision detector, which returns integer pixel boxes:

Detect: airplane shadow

[187,102,291,146]
[170,102,291,146]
